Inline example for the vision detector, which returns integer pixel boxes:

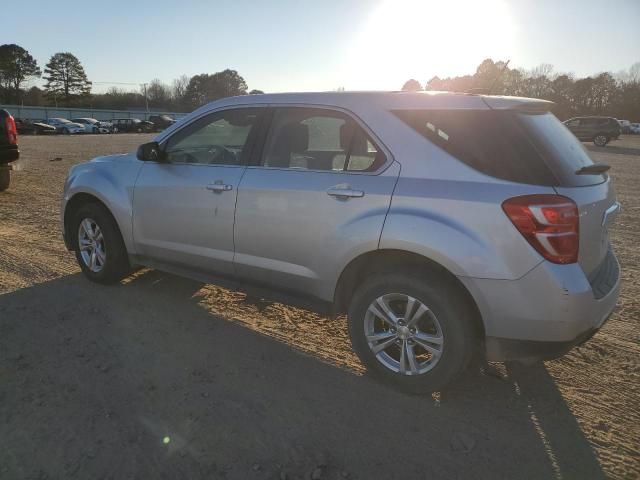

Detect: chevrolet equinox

[62,92,621,393]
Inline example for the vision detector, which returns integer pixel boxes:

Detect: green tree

[184,69,248,108]
[249,89,265,95]
[43,52,92,104]
[0,44,41,103]
[401,79,423,91]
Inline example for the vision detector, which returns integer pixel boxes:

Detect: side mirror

[136,141,163,162]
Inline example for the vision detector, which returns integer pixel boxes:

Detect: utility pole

[141,83,149,116]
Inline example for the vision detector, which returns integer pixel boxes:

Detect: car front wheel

[348,272,477,393]
[72,203,131,284]
[593,134,609,147]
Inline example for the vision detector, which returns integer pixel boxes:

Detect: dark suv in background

[148,115,176,132]
[563,116,621,146]
[111,118,154,133]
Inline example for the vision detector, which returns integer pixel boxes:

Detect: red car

[0,109,19,192]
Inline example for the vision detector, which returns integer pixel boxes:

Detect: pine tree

[43,52,92,104]
[0,44,41,103]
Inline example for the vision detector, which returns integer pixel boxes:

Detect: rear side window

[393,110,604,187]
[518,112,605,186]
[262,108,385,172]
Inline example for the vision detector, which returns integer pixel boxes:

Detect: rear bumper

[485,325,603,363]
[0,145,19,163]
[459,252,620,362]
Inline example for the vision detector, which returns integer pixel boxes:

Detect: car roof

[192,91,552,112]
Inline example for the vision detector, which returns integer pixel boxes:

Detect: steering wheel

[207,145,235,164]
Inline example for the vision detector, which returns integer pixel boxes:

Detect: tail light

[502,194,579,264]
[5,114,18,145]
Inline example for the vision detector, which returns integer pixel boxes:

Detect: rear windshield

[393,109,605,187]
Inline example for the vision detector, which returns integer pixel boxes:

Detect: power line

[92,81,141,86]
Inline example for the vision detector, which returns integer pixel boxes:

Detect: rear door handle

[327,186,365,199]
[207,181,233,192]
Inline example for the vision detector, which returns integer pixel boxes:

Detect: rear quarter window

[393,109,605,187]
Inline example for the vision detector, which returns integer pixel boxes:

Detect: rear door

[233,107,399,299]
[132,107,264,275]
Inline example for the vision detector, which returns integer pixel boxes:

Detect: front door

[132,107,264,275]
[234,107,399,300]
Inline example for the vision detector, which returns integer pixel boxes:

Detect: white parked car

[45,118,85,135]
[71,118,112,134]
[618,119,631,134]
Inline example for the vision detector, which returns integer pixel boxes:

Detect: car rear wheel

[593,134,609,147]
[72,203,131,284]
[0,168,10,192]
[348,272,477,394]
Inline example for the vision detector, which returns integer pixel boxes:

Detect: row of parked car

[14,115,177,135]
[618,119,640,134]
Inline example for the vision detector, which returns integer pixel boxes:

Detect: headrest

[340,123,369,155]
[273,122,309,154]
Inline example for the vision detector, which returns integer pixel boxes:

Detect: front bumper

[459,252,620,362]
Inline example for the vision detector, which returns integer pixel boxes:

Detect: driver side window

[164,109,260,166]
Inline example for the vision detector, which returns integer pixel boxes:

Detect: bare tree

[172,75,189,101]
[145,78,171,108]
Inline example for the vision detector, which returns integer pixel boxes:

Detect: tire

[92,127,98,134]
[0,168,10,192]
[63,128,70,135]
[136,127,142,133]
[348,272,477,394]
[71,202,131,284]
[593,134,609,147]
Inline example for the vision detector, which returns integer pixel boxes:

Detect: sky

[3,0,639,94]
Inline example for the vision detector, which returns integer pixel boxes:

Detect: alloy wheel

[78,218,106,273]
[364,293,444,375]
[594,135,607,146]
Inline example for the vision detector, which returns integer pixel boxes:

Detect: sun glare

[343,0,517,90]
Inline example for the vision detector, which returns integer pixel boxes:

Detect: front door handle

[326,185,365,199]
[207,181,233,192]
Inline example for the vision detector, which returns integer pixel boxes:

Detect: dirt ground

[0,133,638,480]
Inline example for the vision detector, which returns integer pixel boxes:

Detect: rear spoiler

[481,96,555,113]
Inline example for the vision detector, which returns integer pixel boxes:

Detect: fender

[62,154,143,254]
[378,178,554,281]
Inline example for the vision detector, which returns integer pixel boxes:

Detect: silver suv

[61,92,621,393]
